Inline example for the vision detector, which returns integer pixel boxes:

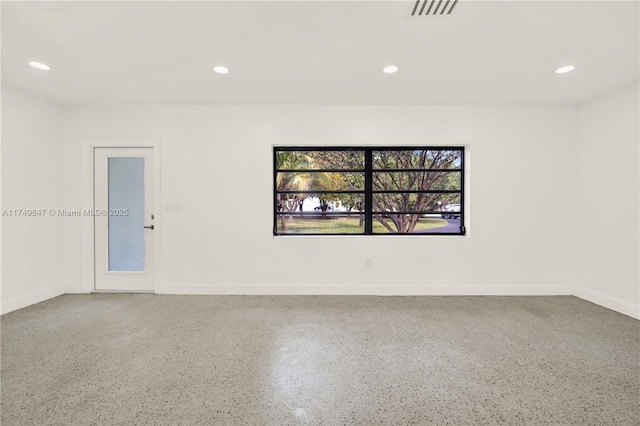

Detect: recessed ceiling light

[29,61,51,71]
[213,66,229,74]
[555,65,575,74]
[383,65,399,74]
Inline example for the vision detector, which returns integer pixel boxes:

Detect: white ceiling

[2,1,638,105]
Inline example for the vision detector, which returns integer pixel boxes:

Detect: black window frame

[273,146,466,236]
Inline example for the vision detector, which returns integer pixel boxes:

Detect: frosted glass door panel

[108,158,145,271]
[95,147,154,291]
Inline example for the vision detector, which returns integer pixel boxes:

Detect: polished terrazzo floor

[1,295,639,425]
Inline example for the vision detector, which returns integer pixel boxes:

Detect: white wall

[5,84,638,319]
[4,84,638,319]
[576,81,640,319]
[1,84,69,314]
[61,104,579,296]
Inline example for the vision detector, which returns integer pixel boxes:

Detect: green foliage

[307,151,365,212]
[275,151,312,230]
[277,217,448,234]
[275,149,461,233]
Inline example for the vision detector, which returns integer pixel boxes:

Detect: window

[274,147,465,236]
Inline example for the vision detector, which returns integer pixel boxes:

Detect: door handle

[144,225,154,230]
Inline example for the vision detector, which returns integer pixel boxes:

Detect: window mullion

[364,149,373,234]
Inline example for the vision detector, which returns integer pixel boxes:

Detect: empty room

[1,0,639,425]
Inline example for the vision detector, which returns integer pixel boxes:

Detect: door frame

[81,138,162,293]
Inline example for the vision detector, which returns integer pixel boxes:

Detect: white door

[94,148,155,291]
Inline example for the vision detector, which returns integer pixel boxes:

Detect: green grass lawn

[277,216,448,234]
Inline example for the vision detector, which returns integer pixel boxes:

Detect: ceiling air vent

[411,0,459,16]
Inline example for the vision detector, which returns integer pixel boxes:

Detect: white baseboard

[1,284,74,315]
[3,284,637,321]
[64,284,84,294]
[573,286,640,320]
[158,284,572,296]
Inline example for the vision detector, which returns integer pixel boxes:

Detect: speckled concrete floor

[1,295,638,425]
